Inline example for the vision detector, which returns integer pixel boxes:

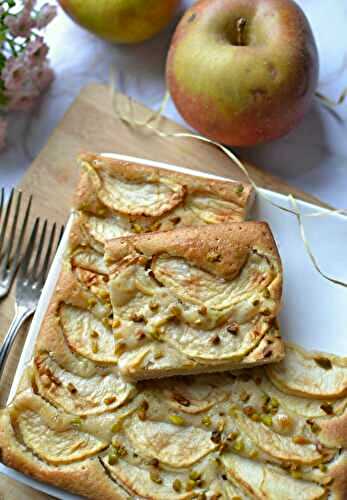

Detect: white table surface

[0,0,346,208]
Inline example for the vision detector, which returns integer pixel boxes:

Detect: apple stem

[236,17,247,46]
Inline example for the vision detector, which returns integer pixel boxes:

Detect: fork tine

[0,188,14,257]
[0,187,4,223]
[0,191,22,279]
[10,194,33,273]
[18,217,39,280]
[31,219,47,280]
[38,223,56,287]
[57,225,65,251]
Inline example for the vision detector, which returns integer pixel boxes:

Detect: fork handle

[0,306,34,381]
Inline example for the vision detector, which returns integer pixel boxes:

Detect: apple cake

[105,222,284,380]
[1,318,346,500]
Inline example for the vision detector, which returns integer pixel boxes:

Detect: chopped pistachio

[91,330,99,338]
[292,435,311,445]
[185,479,196,491]
[261,415,273,427]
[309,422,321,434]
[206,251,222,263]
[71,417,82,427]
[67,383,77,394]
[97,289,109,300]
[172,392,190,407]
[112,318,121,328]
[112,441,127,457]
[243,406,256,417]
[111,420,122,433]
[291,470,302,480]
[114,342,126,356]
[217,419,225,432]
[169,305,181,317]
[235,184,244,195]
[130,312,145,322]
[251,413,260,422]
[227,431,239,442]
[270,397,279,409]
[104,396,117,405]
[263,289,271,298]
[228,406,237,417]
[233,438,244,452]
[108,451,118,466]
[91,340,99,354]
[133,223,144,233]
[138,400,149,421]
[319,464,327,472]
[172,479,182,492]
[211,335,221,345]
[150,470,162,484]
[87,298,97,308]
[169,415,186,426]
[149,301,159,311]
[211,430,222,444]
[227,322,239,335]
[202,416,212,427]
[320,403,333,415]
[189,471,201,481]
[249,449,258,459]
[314,357,332,370]
[170,216,181,225]
[136,330,146,341]
[198,305,207,315]
[154,350,164,360]
[239,390,250,402]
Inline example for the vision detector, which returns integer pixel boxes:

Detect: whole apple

[58,0,181,44]
[166,0,319,146]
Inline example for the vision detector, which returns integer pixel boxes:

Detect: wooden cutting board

[0,83,327,499]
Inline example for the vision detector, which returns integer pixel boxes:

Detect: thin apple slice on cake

[266,342,347,399]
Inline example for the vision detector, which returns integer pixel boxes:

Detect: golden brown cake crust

[106,221,282,282]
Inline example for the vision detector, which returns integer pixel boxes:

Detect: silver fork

[0,188,33,299]
[0,218,64,379]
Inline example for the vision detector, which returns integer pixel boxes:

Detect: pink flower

[4,10,34,38]
[0,118,7,151]
[36,4,57,29]
[1,56,28,91]
[24,0,37,9]
[35,65,54,91]
[25,37,49,63]
[7,94,37,112]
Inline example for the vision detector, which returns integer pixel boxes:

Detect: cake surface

[74,153,254,234]
[1,337,346,499]
[105,222,283,380]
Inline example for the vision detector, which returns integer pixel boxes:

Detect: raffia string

[315,87,347,110]
[109,71,347,289]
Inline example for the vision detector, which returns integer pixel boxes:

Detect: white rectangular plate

[1,152,346,499]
